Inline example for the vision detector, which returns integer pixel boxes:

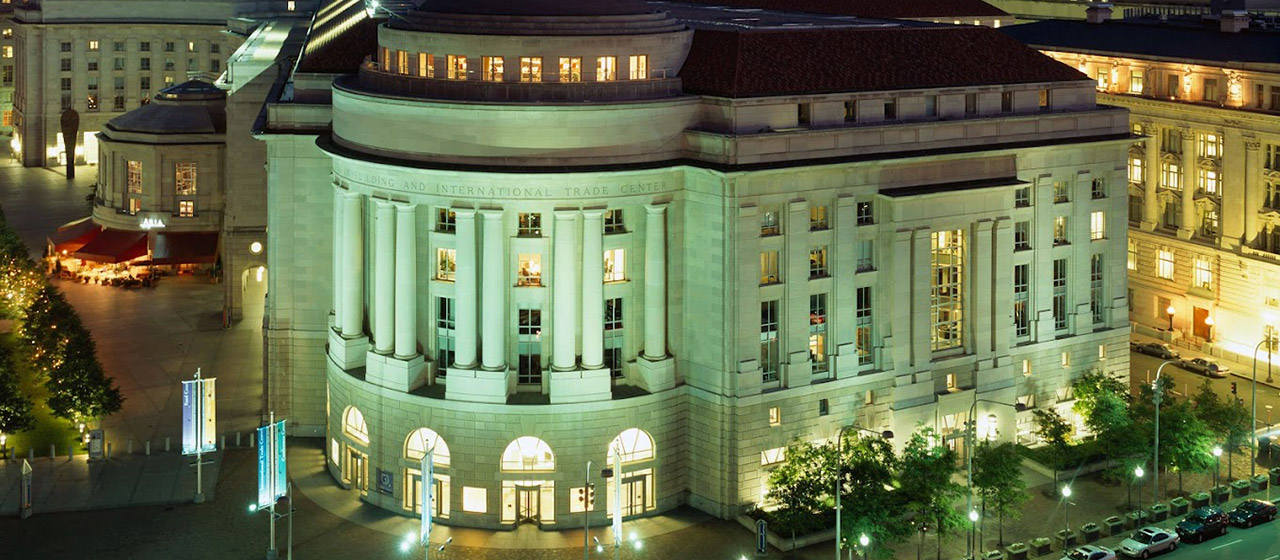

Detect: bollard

[49,444,55,459]
[220,435,226,450]
[145,441,151,456]
[28,447,34,460]
[236,432,242,447]
[67,445,73,460]
[249,432,255,448]
[106,442,112,458]
[127,439,133,455]
[164,437,170,452]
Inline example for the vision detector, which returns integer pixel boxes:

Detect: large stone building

[1004,8,1280,368]
[258,0,1132,530]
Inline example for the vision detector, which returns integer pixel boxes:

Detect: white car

[1119,526,1180,558]
[1062,545,1116,560]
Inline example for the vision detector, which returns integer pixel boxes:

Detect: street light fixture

[1253,338,1276,480]
[1151,360,1179,509]
[1129,465,1144,511]
[1212,446,1223,503]
[1204,316,1215,342]
[968,509,980,557]
[1061,486,1073,535]
[965,399,1026,560]
[1166,305,1176,331]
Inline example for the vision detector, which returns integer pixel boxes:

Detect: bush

[1017,439,1109,471]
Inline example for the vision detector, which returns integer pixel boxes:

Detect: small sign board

[88,429,104,460]
[256,420,287,509]
[756,519,768,556]
[377,468,393,495]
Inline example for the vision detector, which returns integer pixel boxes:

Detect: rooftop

[1000,16,1280,67]
[670,0,1007,19]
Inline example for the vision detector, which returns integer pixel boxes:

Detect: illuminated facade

[1005,10,1280,367]
[261,0,1132,529]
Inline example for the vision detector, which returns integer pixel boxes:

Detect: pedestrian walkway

[0,450,219,516]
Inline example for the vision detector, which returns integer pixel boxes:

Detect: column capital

[553,209,580,221]
[395,201,417,212]
[374,198,396,210]
[1179,127,1195,140]
[454,207,477,219]
[479,208,504,220]
[644,203,667,215]
[582,208,606,220]
[1245,138,1262,151]
[342,190,363,201]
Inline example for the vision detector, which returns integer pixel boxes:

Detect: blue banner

[274,420,287,501]
[182,378,216,455]
[256,420,286,509]
[182,380,196,455]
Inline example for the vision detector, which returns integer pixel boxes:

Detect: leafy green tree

[1031,407,1072,477]
[837,433,905,558]
[972,441,1029,546]
[1192,379,1251,480]
[1162,401,1216,495]
[898,427,965,560]
[0,361,34,434]
[766,439,836,536]
[46,329,122,421]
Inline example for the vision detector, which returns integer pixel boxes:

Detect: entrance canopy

[72,229,147,264]
[48,217,103,255]
[150,232,219,265]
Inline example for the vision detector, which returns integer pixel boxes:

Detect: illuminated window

[1193,258,1212,289]
[1099,344,1107,359]
[1,28,9,39]
[1054,216,1069,245]
[855,287,872,365]
[761,447,786,466]
[808,246,828,278]
[1160,162,1181,190]
[1202,210,1219,238]
[88,40,99,52]
[604,249,625,282]
[343,406,369,445]
[481,56,503,81]
[604,298,623,378]
[1156,248,1174,280]
[396,50,408,75]
[1129,158,1144,184]
[1090,211,1105,240]
[628,55,648,80]
[417,53,434,77]
[810,293,828,374]
[759,251,779,285]
[178,200,194,217]
[1129,69,1144,93]
[809,205,828,230]
[517,254,542,287]
[520,57,542,82]
[1204,78,1219,102]
[175,162,197,195]
[435,248,456,281]
[404,428,450,466]
[1061,351,1070,368]
[1198,168,1219,195]
[1014,186,1032,207]
[559,57,581,82]
[1128,239,1137,270]
[1014,221,1030,251]
[462,487,486,513]
[1013,264,1029,338]
[596,56,616,81]
[608,428,655,464]
[1053,181,1069,203]
[447,55,467,80]
[1022,359,1031,376]
[128,198,141,215]
[603,209,625,234]
[1091,178,1106,199]
[760,208,780,235]
[768,407,781,426]
[760,300,779,382]
[436,208,456,232]
[856,201,874,225]
[1199,133,1223,158]
[1053,259,1068,330]
[1090,254,1104,324]
[127,161,142,193]
[436,297,455,376]
[931,230,964,350]
[501,436,554,471]
[517,212,541,236]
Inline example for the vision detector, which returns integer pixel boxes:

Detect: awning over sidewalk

[48,217,103,255]
[150,232,219,265]
[72,229,148,264]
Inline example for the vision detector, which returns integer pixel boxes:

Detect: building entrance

[345,448,368,493]
[516,485,540,524]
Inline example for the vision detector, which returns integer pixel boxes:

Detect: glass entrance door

[346,449,368,493]
[621,475,646,517]
[516,486,540,524]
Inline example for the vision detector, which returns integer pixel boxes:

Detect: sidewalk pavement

[0,449,220,516]
[1130,330,1280,391]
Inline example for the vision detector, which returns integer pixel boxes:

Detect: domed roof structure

[392,0,682,36]
[413,0,654,17]
[105,81,227,135]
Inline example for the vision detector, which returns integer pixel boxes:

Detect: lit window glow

[501,436,554,471]
[343,405,369,445]
[404,427,451,466]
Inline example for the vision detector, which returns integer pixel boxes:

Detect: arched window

[343,406,369,445]
[501,436,555,472]
[607,428,654,465]
[405,428,451,467]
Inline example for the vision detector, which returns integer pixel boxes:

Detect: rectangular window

[517,307,542,384]
[604,209,625,234]
[437,208,456,232]
[808,246,828,278]
[760,209,780,236]
[1161,128,1182,154]
[128,198,141,215]
[1201,209,1219,238]
[1160,162,1182,191]
[760,251,779,285]
[481,56,503,81]
[517,254,542,287]
[760,301,780,383]
[1,65,11,86]
[844,101,857,122]
[1090,254,1104,325]
[127,160,142,193]
[418,53,434,77]
[436,297,455,376]
[1128,239,1137,270]
[164,41,175,52]
[1168,74,1180,99]
[1091,178,1106,199]
[1014,186,1031,207]
[164,58,175,71]
[931,230,964,351]
[604,249,625,282]
[965,93,977,115]
[559,57,581,82]
[1162,198,1181,230]
[1193,258,1212,289]
[140,41,150,52]
[855,240,874,272]
[1014,221,1031,251]
[60,41,71,52]
[1130,69,1144,94]
[761,447,786,466]
[87,59,98,72]
[809,294,828,375]
[210,43,220,54]
[1198,168,1219,195]
[1089,211,1105,240]
[1053,216,1069,245]
[517,212,541,236]
[436,249,456,281]
[462,487,486,513]
[178,200,195,217]
[604,298,623,378]
[140,57,150,71]
[628,55,647,80]
[883,99,897,120]
[520,57,542,82]
[1199,133,1223,158]
[1156,248,1174,280]
[396,50,408,75]
[797,104,811,127]
[175,162,197,195]
[1013,264,1029,338]
[856,286,873,365]
[1267,144,1280,171]
[768,406,781,426]
[1052,258,1068,330]
[809,205,827,230]
[1204,78,1219,101]
[819,399,829,416]
[596,56,616,81]
[447,55,467,80]
[855,201,874,225]
[924,95,938,117]
[1129,157,1144,184]
[1053,181,1069,203]
[60,58,71,72]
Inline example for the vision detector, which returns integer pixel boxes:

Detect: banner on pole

[182,377,217,455]
[20,459,32,519]
[612,446,623,547]
[256,420,287,508]
[421,449,433,544]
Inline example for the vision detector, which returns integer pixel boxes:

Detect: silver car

[1119,526,1180,558]
[1181,357,1229,378]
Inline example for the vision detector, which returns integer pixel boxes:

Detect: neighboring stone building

[1,2,15,140]
[679,0,1014,26]
[1004,8,1280,368]
[258,0,1131,530]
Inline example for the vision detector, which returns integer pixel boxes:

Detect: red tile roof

[679,0,1007,19]
[680,26,1087,98]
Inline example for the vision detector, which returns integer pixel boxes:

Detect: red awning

[150,232,219,265]
[72,229,148,264]
[48,217,103,255]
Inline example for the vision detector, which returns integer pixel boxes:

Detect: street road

[1114,516,1280,560]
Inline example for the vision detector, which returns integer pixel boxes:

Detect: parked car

[1176,506,1230,542]
[1118,526,1179,558]
[1228,499,1278,527]
[1062,545,1117,560]
[1180,357,1230,378]
[1133,342,1180,360]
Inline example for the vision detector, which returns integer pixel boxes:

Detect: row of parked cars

[1061,500,1277,560]
[1130,342,1231,378]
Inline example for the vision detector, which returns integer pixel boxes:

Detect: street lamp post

[968,509,980,558]
[1212,446,1223,503]
[1204,316,1214,343]
[1061,486,1073,534]
[858,533,870,560]
[1152,360,1179,507]
[1133,466,1144,513]
[1166,305,1176,331]
[965,399,1027,560]
[1254,339,1275,479]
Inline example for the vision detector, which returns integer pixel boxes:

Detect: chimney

[1086,2,1113,24]
[1220,9,1250,32]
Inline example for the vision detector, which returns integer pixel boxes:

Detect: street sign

[421,449,433,545]
[756,519,768,556]
[182,376,217,455]
[256,419,287,509]
[88,428,104,460]
[20,459,32,519]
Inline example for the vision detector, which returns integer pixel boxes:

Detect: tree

[898,427,965,560]
[1192,379,1251,480]
[1161,400,1216,495]
[767,439,836,536]
[1031,407,1072,480]
[837,433,905,558]
[45,329,122,421]
[0,361,34,435]
[972,441,1029,547]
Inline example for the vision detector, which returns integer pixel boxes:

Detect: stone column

[394,204,418,359]
[453,209,478,369]
[1142,122,1160,231]
[643,204,667,360]
[582,209,605,369]
[1179,128,1197,239]
[973,220,994,356]
[373,201,396,353]
[1245,139,1262,246]
[332,187,343,327]
[340,193,364,338]
[552,211,579,370]
[481,210,506,371]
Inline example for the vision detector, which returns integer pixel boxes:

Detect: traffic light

[1232,382,1238,395]
[577,484,596,509]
